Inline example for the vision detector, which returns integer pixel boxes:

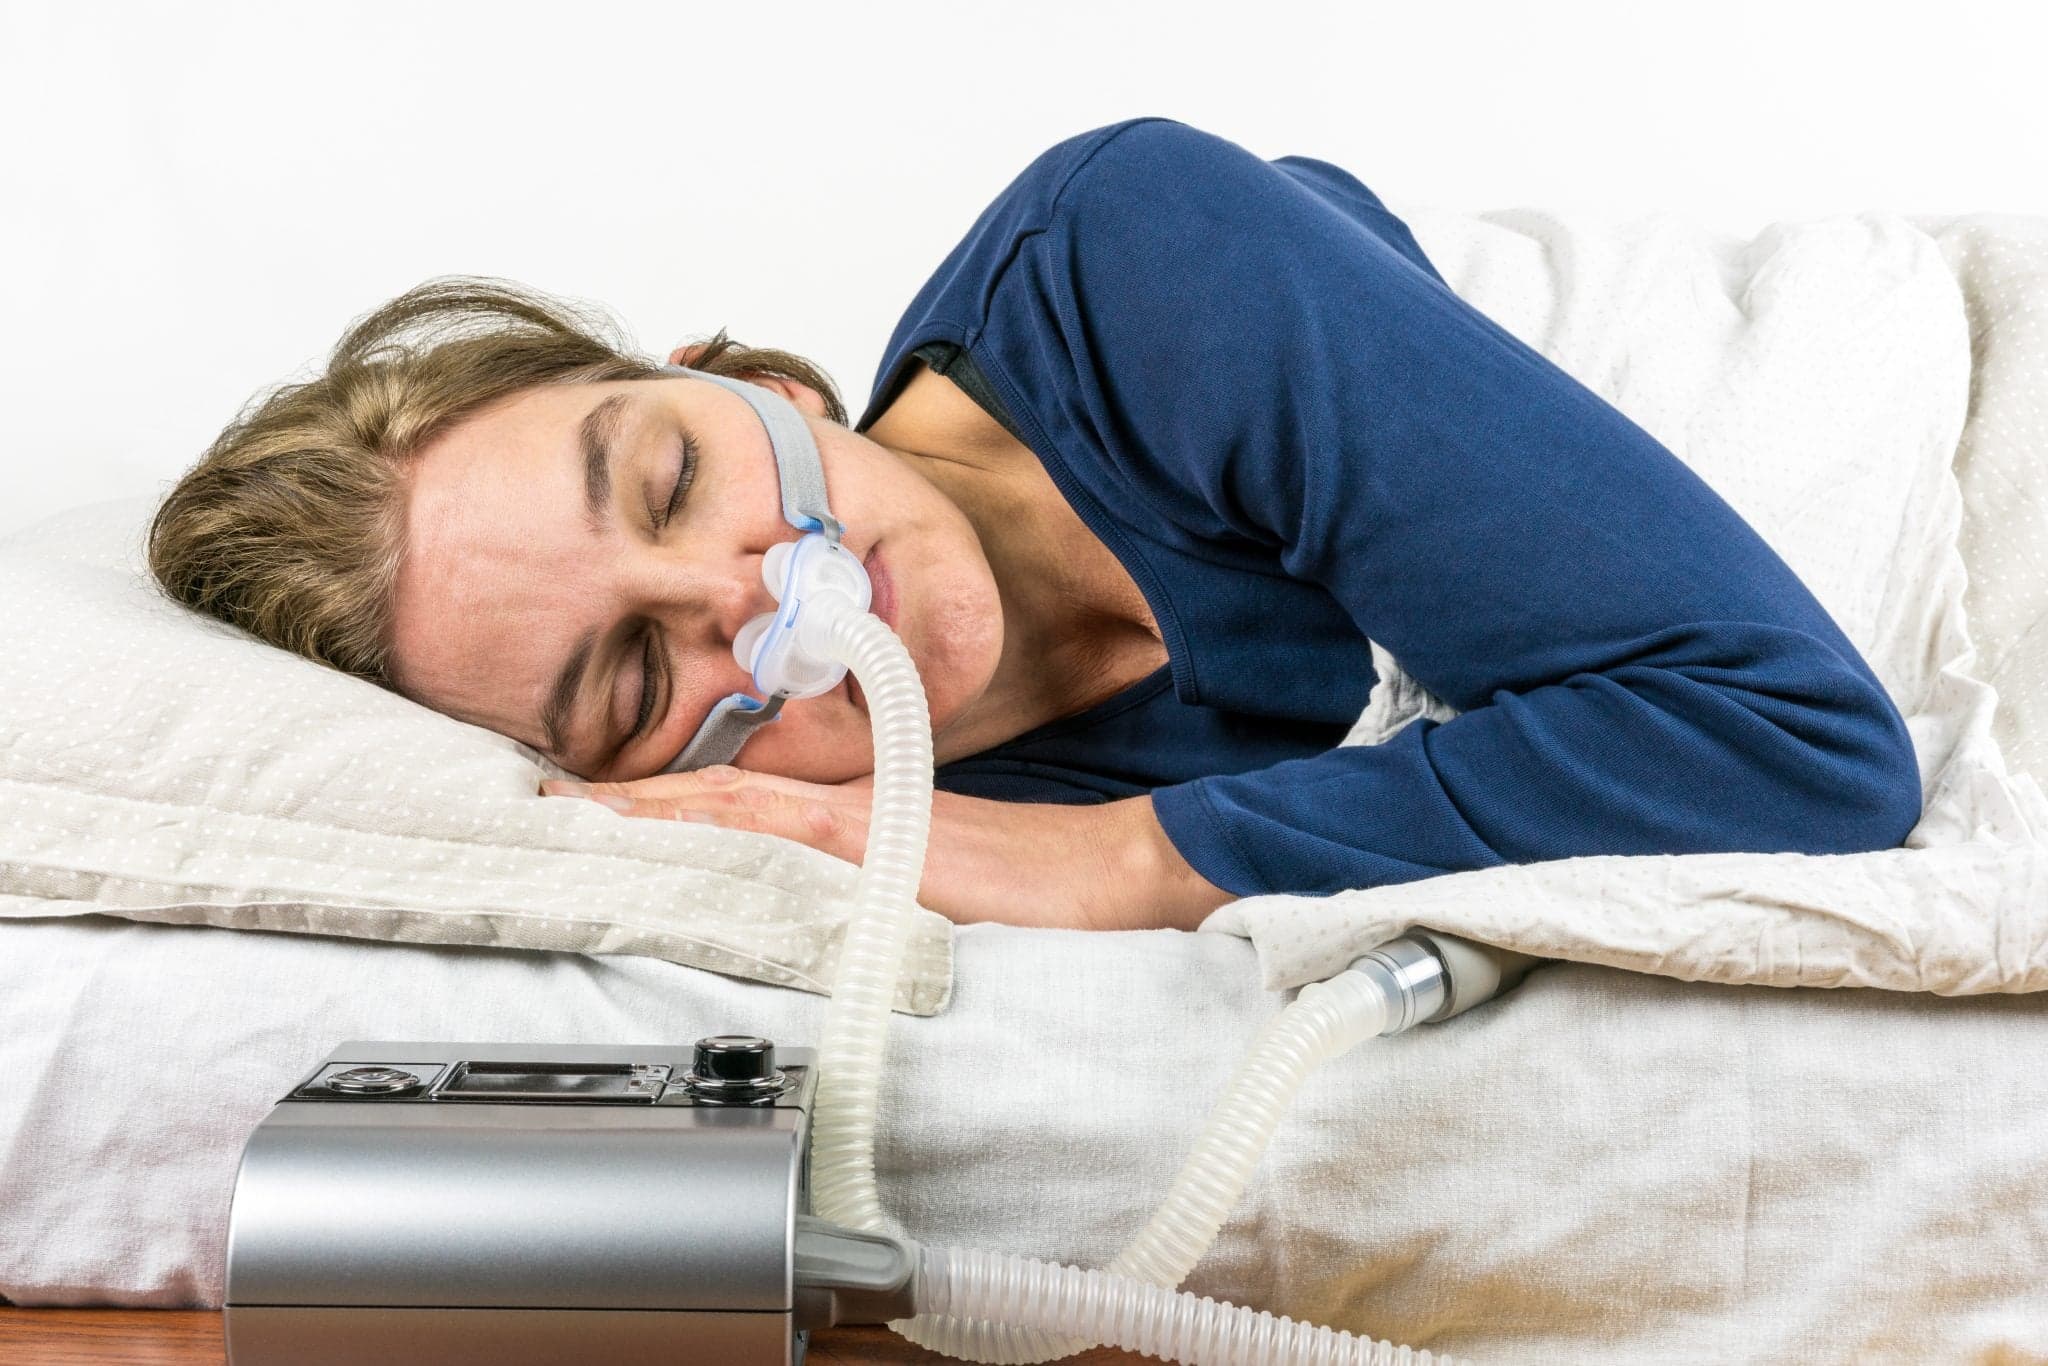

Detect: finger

[638,794,855,859]
[541,764,743,799]
[536,785,719,821]
[538,773,858,862]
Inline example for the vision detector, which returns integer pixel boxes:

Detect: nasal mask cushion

[733,533,872,700]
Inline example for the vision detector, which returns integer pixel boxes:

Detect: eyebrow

[540,390,635,757]
[580,390,633,537]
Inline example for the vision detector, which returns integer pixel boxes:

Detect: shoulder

[1001,117,1258,230]
[1035,119,1342,276]
[1044,120,1410,255]
[1049,118,1276,213]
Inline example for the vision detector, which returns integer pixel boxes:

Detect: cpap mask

[651,363,868,774]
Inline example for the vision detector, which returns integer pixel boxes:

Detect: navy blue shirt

[853,117,1923,900]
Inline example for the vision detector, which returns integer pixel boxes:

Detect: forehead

[385,380,625,725]
[440,379,604,461]
[402,381,610,583]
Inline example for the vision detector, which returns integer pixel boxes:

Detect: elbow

[1826,718,1924,854]
[1659,622,1926,858]
[1771,674,1925,857]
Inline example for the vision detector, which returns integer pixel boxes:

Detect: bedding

[1908,215,2048,784]
[2,204,2039,1001]
[3,913,2044,1364]
[5,206,2048,1363]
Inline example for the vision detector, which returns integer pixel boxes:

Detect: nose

[629,543,788,652]
[706,558,772,645]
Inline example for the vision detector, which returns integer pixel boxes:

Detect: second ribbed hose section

[916,1242,1465,1366]
[889,970,1403,1362]
[798,604,1453,1363]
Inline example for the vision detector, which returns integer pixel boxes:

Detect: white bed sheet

[3,913,2043,1364]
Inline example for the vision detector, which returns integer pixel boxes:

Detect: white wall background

[3,0,2040,537]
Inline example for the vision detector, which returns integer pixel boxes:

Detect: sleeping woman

[143,117,1925,935]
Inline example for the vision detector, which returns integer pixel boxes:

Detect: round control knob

[683,1035,787,1101]
[328,1066,422,1096]
[694,1035,776,1084]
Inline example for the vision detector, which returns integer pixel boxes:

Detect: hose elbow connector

[792,1215,920,1331]
[1346,930,1540,1035]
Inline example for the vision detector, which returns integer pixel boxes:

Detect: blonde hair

[146,274,846,687]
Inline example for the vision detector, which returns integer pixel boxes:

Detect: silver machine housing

[223,1038,821,1366]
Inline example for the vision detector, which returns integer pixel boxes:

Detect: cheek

[744,693,877,784]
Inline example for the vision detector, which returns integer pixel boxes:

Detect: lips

[862,543,894,631]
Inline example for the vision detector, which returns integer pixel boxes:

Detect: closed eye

[630,629,660,738]
[654,428,700,528]
[625,427,696,748]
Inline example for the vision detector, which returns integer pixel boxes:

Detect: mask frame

[652,364,848,774]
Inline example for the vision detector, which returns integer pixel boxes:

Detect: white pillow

[1907,214,2048,783]
[0,498,954,1016]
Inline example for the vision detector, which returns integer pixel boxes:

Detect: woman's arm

[1105,792,1240,930]
[540,767,1234,930]
[1033,119,1924,899]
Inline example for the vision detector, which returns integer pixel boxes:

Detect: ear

[665,344,828,421]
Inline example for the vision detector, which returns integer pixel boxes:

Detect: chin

[732,704,878,785]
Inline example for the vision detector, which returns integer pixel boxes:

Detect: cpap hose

[888,969,1419,1364]
[799,601,934,1242]
[909,1240,1462,1366]
[795,595,1491,1364]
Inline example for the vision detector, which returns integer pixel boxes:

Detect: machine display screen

[439,1060,657,1103]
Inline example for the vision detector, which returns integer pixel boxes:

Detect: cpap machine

[224,365,1537,1366]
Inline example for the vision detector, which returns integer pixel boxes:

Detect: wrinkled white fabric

[1915,216,2048,783]
[5,914,2044,1364]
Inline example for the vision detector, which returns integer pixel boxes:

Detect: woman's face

[386,357,1005,783]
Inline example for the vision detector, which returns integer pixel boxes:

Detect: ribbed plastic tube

[800,605,932,1244]
[893,970,1407,1362]
[799,604,1448,1364]
[913,1242,1464,1366]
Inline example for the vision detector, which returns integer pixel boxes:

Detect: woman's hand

[538,765,1234,931]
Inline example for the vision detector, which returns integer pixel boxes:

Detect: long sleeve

[1040,120,1923,899]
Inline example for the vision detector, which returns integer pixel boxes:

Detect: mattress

[3,912,2044,1363]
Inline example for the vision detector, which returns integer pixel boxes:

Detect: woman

[146,117,1924,935]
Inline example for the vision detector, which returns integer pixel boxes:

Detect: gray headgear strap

[653,364,841,774]
[660,364,844,546]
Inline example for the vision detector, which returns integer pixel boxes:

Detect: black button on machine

[683,1035,788,1102]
